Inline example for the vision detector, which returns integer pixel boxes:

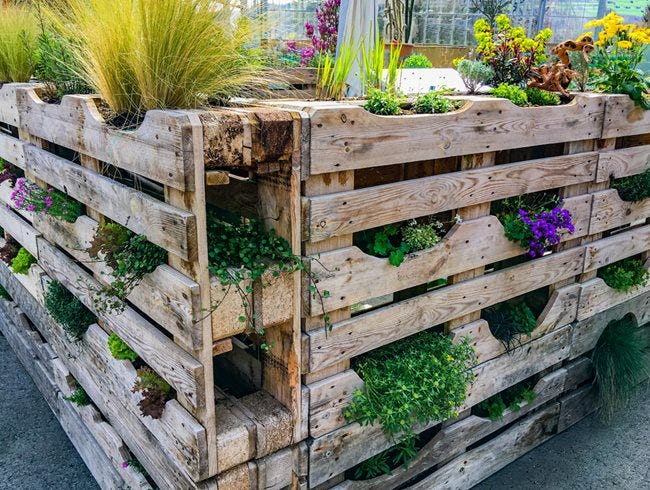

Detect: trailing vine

[87,222,167,314]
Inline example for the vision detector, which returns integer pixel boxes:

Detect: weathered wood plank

[0,130,26,166]
[577,272,650,321]
[308,370,364,438]
[308,194,590,314]
[305,152,598,241]
[23,143,196,261]
[307,248,584,371]
[308,326,572,487]
[0,82,27,126]
[35,237,206,409]
[307,93,604,174]
[0,201,39,257]
[589,189,650,234]
[602,94,650,139]
[557,384,598,433]
[582,224,650,272]
[33,214,200,347]
[596,145,650,182]
[16,88,195,190]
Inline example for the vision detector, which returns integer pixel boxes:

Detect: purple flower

[515,205,575,258]
[26,204,35,212]
[121,461,128,469]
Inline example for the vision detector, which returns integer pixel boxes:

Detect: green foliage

[368,224,410,266]
[353,452,390,480]
[474,383,537,420]
[456,59,495,93]
[132,367,172,419]
[44,280,96,340]
[592,315,649,424]
[401,219,444,251]
[599,258,649,292]
[34,29,92,101]
[108,332,138,362]
[476,395,507,421]
[206,210,302,339]
[124,458,149,478]
[64,385,91,406]
[0,285,11,301]
[11,179,84,223]
[316,40,357,100]
[10,248,36,275]
[525,87,560,106]
[0,5,39,82]
[483,299,537,351]
[46,0,268,115]
[88,223,166,314]
[610,170,650,202]
[351,439,417,480]
[491,83,528,106]
[364,88,402,115]
[413,89,462,114]
[402,53,432,69]
[361,36,402,94]
[345,331,476,451]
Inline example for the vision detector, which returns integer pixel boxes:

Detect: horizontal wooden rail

[596,145,650,182]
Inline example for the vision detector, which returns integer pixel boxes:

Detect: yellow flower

[617,40,633,50]
[630,29,650,44]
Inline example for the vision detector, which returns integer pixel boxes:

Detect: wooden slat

[308,326,572,487]
[35,237,206,409]
[304,152,598,241]
[307,247,585,371]
[0,82,26,126]
[21,143,196,261]
[577,274,650,321]
[0,201,40,257]
[308,370,364,438]
[0,131,26,166]
[589,189,650,234]
[307,93,605,174]
[596,145,650,182]
[33,214,200,347]
[16,88,195,190]
[602,94,650,139]
[307,195,591,314]
[582,224,650,272]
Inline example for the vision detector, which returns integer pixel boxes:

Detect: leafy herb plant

[108,332,138,362]
[599,258,649,292]
[364,88,402,115]
[350,439,417,480]
[525,87,560,106]
[482,299,537,351]
[64,384,91,406]
[11,178,83,223]
[88,223,166,314]
[44,280,96,340]
[610,170,650,202]
[403,53,432,69]
[455,58,495,93]
[131,367,172,419]
[365,220,445,267]
[473,382,537,420]
[592,315,649,423]
[345,331,475,454]
[10,247,37,275]
[491,83,528,106]
[413,89,462,114]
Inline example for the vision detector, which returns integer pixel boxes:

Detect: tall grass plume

[0,5,38,82]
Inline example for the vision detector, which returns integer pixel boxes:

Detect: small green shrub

[491,83,528,106]
[483,300,537,351]
[132,367,172,419]
[525,87,560,106]
[476,395,507,421]
[64,385,91,406]
[44,281,96,340]
[599,258,649,292]
[474,383,538,420]
[401,219,444,251]
[364,88,402,115]
[592,315,649,424]
[413,89,462,114]
[345,331,475,453]
[108,332,138,362]
[456,59,494,93]
[610,170,650,203]
[402,53,432,69]
[0,285,11,301]
[11,248,36,275]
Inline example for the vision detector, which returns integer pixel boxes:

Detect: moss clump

[44,281,96,340]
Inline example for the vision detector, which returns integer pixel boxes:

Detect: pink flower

[122,461,128,469]
[26,204,35,212]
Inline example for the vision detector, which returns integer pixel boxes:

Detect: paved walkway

[1,331,648,490]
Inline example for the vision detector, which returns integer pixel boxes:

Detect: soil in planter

[95,100,146,130]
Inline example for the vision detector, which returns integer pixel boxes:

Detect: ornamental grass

[0,5,38,82]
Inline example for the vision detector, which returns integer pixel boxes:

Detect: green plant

[401,219,444,251]
[469,0,518,29]
[610,170,650,202]
[363,88,402,116]
[476,395,507,421]
[474,382,537,419]
[0,285,11,301]
[491,83,528,106]
[586,13,650,109]
[474,14,552,85]
[11,178,83,223]
[345,331,475,452]
[206,211,302,340]
[123,458,149,478]
[0,5,38,83]
[567,49,590,92]
[88,223,166,313]
[10,248,36,275]
[592,315,649,423]
[108,332,138,362]
[525,87,560,106]
[361,35,402,94]
[131,367,172,419]
[384,0,417,43]
[413,89,462,114]
[368,224,410,266]
[403,53,432,69]
[482,299,537,351]
[64,384,91,406]
[353,452,390,480]
[455,59,495,93]
[599,258,649,292]
[44,280,96,340]
[47,0,267,116]
[316,40,357,100]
